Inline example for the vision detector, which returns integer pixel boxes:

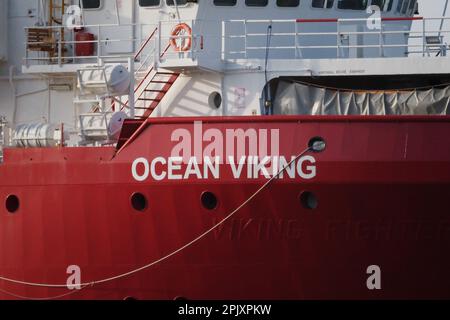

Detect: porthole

[308,136,326,153]
[5,195,20,213]
[208,92,222,109]
[300,191,318,210]
[201,191,218,210]
[131,192,148,212]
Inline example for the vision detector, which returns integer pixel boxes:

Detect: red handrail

[134,27,158,60]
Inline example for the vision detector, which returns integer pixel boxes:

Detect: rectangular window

[337,0,368,10]
[277,0,300,7]
[401,0,409,14]
[408,0,416,13]
[312,0,334,8]
[82,0,101,9]
[371,0,393,11]
[214,0,237,5]
[166,0,188,6]
[139,0,160,6]
[245,0,269,6]
[396,0,403,12]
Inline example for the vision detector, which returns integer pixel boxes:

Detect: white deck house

[0,0,449,149]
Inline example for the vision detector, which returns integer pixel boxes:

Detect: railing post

[221,20,225,60]
[128,57,135,118]
[157,21,162,64]
[294,21,299,59]
[244,20,248,59]
[58,28,62,66]
[191,19,194,60]
[422,18,426,57]
[97,25,101,64]
[379,22,383,57]
[25,28,29,67]
[337,20,340,58]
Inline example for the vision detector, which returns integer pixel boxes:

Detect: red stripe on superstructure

[296,17,423,23]
[381,17,424,21]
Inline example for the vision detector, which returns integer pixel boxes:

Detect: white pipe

[9,66,17,125]
[115,0,120,25]
[16,88,49,98]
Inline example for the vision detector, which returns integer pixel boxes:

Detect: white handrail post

[97,25,101,64]
[337,20,340,58]
[244,20,248,59]
[25,28,29,67]
[422,18,426,57]
[294,21,298,59]
[191,19,194,60]
[128,57,135,118]
[379,22,383,57]
[58,28,62,66]
[221,20,225,60]
[157,21,162,64]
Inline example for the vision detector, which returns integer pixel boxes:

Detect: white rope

[0,285,89,301]
[0,147,312,294]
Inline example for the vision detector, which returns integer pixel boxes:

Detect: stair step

[144,89,168,93]
[156,72,178,75]
[138,98,162,102]
[150,80,175,84]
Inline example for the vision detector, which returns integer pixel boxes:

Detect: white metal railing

[23,21,205,68]
[222,17,450,59]
[23,16,450,69]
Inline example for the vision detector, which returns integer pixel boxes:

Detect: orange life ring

[170,23,192,52]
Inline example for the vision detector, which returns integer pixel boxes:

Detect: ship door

[87,0,135,55]
[339,25,363,58]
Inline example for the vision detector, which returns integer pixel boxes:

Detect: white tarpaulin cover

[273,81,450,115]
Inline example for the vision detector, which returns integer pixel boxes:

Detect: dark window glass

[82,0,101,9]
[371,0,393,11]
[214,0,237,5]
[245,0,269,6]
[387,0,393,10]
[312,0,334,8]
[167,0,188,5]
[337,0,368,10]
[139,0,160,6]
[277,0,300,7]
[401,0,408,13]
[396,0,404,12]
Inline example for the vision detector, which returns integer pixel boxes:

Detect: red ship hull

[0,115,450,300]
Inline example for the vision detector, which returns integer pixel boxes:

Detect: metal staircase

[115,28,183,149]
[135,71,180,118]
[121,28,181,119]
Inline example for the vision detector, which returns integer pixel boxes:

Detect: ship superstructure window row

[135,0,411,11]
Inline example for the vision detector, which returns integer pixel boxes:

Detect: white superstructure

[0,0,449,149]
